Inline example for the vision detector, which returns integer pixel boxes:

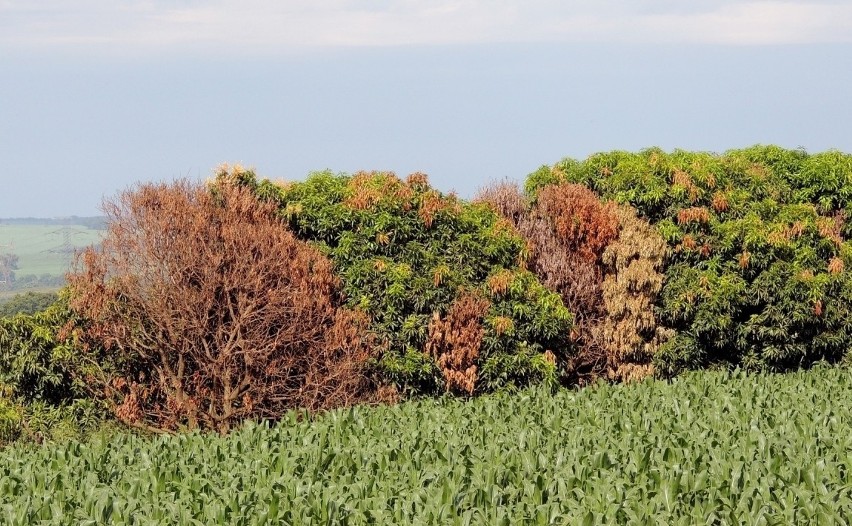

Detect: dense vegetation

[3,147,852,439]
[225,168,570,396]
[528,146,852,375]
[476,182,670,383]
[66,179,376,433]
[0,292,58,318]
[2,368,851,524]
[0,297,104,445]
[2,145,852,521]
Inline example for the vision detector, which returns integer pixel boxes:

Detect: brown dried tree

[594,205,672,382]
[67,176,374,433]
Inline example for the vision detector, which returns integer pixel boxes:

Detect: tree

[233,169,571,395]
[0,252,18,288]
[67,177,375,433]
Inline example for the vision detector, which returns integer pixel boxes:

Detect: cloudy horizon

[3,0,852,54]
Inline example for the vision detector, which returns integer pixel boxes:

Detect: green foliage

[2,368,852,523]
[0,296,105,445]
[227,170,572,394]
[0,292,58,318]
[530,146,852,374]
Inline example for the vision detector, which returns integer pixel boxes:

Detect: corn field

[2,368,852,524]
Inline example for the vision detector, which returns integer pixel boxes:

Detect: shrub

[536,183,620,264]
[67,177,375,433]
[226,169,571,395]
[529,146,852,374]
[476,182,605,378]
[0,297,103,445]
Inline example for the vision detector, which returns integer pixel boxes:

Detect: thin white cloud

[1,0,851,54]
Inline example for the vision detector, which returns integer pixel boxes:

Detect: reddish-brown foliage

[817,215,845,247]
[406,171,430,188]
[672,170,701,203]
[477,182,615,328]
[425,291,490,395]
[419,189,461,228]
[676,207,711,225]
[711,191,729,213]
[828,256,845,275]
[537,183,620,264]
[476,182,615,381]
[344,171,416,211]
[680,235,698,251]
[67,177,374,433]
[788,221,805,239]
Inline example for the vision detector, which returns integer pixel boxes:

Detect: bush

[0,297,103,446]
[67,177,375,433]
[425,290,491,395]
[529,146,852,374]
[225,169,570,395]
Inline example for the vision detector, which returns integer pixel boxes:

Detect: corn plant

[3,367,852,524]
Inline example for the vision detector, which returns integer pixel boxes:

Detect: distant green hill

[0,218,105,298]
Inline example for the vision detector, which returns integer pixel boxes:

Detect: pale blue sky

[1,1,851,217]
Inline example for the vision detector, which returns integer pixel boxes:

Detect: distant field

[0,223,103,281]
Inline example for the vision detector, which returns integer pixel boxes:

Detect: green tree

[225,168,571,395]
[0,295,104,445]
[528,146,852,375]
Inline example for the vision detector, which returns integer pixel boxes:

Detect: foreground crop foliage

[67,176,374,433]
[529,146,852,374]
[2,368,852,524]
[224,169,571,395]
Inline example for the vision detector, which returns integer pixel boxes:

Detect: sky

[1,1,851,217]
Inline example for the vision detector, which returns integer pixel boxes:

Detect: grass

[0,224,102,278]
[2,367,851,524]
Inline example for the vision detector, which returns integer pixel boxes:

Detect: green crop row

[2,367,852,524]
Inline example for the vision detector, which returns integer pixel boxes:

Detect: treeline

[2,146,852,443]
[0,292,58,317]
[2,274,65,292]
[0,217,106,229]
